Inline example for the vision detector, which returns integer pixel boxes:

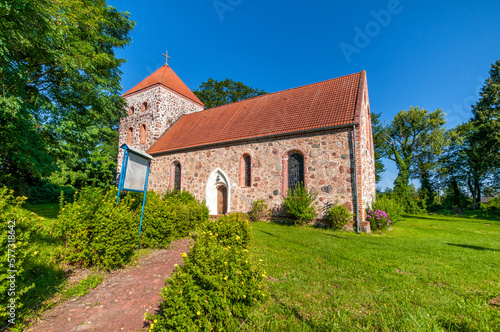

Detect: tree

[470,59,500,199]
[437,122,497,210]
[193,78,266,109]
[472,60,500,159]
[49,125,120,188]
[0,0,134,192]
[380,106,447,206]
[436,126,474,209]
[371,112,386,183]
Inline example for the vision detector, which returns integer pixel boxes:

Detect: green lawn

[24,202,61,220]
[248,216,500,331]
[16,203,67,328]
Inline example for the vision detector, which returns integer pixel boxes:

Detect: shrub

[122,190,209,249]
[371,195,404,225]
[0,187,41,325]
[367,209,391,232]
[487,196,500,210]
[55,187,137,270]
[135,191,173,249]
[248,199,269,222]
[168,199,209,240]
[438,209,452,216]
[282,185,317,225]
[27,181,75,204]
[147,213,266,331]
[326,203,352,230]
[162,189,198,203]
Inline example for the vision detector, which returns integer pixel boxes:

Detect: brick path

[28,238,191,332]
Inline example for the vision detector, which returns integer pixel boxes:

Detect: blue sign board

[116,144,154,247]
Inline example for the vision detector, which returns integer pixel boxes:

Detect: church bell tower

[117,53,204,175]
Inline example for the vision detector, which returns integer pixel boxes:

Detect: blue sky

[108,0,500,190]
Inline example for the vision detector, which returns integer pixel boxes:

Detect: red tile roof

[122,65,204,106]
[148,71,365,155]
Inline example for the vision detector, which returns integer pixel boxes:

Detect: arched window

[140,124,147,144]
[127,127,133,145]
[142,102,148,112]
[244,155,251,187]
[173,162,181,190]
[288,153,304,192]
[128,106,135,116]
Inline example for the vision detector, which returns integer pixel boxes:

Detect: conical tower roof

[122,65,204,106]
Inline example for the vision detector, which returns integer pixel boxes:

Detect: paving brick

[28,238,191,332]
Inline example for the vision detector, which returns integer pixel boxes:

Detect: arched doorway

[206,168,231,215]
[217,185,228,215]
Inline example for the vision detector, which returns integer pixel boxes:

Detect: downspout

[352,125,360,234]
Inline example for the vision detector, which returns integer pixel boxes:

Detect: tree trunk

[475,177,481,210]
[393,151,411,196]
[467,175,476,210]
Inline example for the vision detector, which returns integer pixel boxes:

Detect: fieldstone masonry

[148,129,359,220]
[117,85,203,175]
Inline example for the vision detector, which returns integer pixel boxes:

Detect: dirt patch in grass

[489,297,500,307]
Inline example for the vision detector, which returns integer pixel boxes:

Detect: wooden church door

[217,186,228,215]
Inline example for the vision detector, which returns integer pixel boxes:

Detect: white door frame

[206,168,231,215]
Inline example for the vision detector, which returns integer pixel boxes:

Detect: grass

[58,273,104,302]
[23,203,60,220]
[247,215,500,331]
[15,203,67,329]
[6,203,106,331]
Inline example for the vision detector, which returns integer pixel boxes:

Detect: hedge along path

[28,238,191,332]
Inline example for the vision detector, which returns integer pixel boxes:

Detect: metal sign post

[116,144,154,248]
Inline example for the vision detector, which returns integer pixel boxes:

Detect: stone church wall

[353,88,376,226]
[148,128,364,220]
[117,86,204,175]
[359,97,376,211]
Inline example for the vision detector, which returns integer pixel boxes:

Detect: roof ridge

[122,65,204,106]
[121,66,163,97]
[160,64,167,83]
[179,71,363,119]
[148,70,365,154]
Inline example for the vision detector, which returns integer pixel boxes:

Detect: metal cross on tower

[162,50,171,66]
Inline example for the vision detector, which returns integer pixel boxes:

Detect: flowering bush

[371,195,404,225]
[55,187,137,270]
[146,213,266,331]
[56,188,210,267]
[367,209,391,232]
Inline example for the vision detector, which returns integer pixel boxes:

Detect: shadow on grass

[406,213,500,223]
[32,232,64,246]
[259,230,279,238]
[322,233,348,240]
[268,219,297,227]
[445,243,497,251]
[404,215,449,221]
[438,318,480,332]
[0,262,67,330]
[270,292,324,331]
[24,203,60,219]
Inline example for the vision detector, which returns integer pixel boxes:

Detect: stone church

[118,63,376,232]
